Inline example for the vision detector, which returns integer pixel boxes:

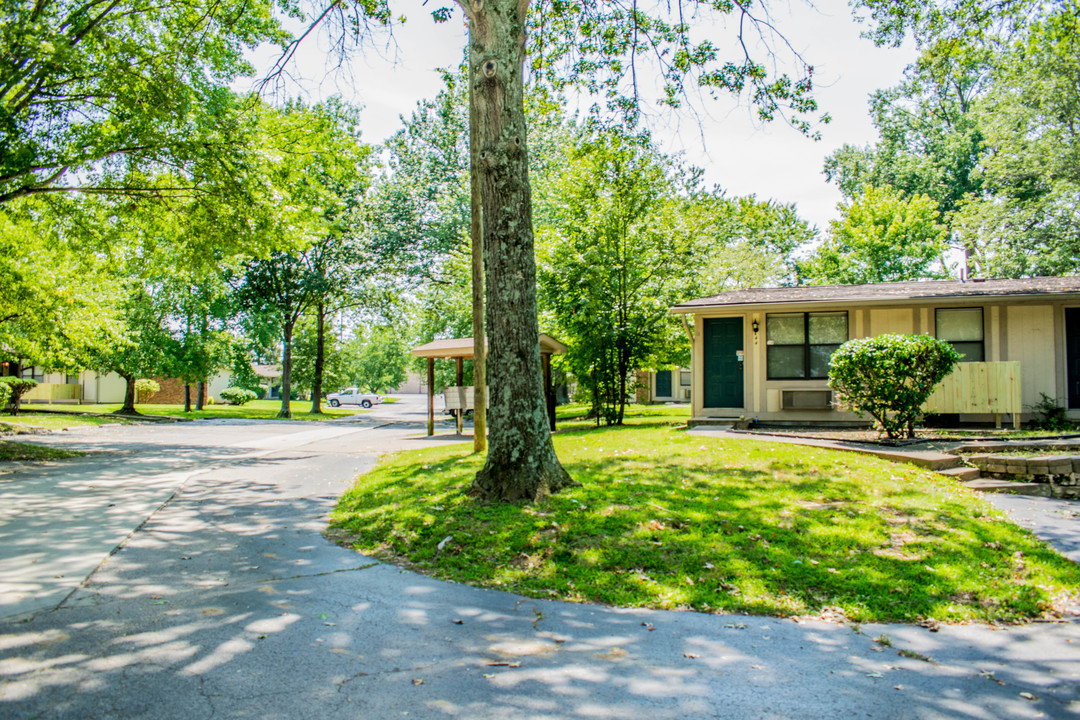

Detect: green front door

[656,370,672,398]
[704,317,744,408]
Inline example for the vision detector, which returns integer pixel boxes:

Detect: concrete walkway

[1,402,1079,718]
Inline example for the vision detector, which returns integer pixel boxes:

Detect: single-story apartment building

[2,362,232,405]
[637,367,692,403]
[671,276,1080,426]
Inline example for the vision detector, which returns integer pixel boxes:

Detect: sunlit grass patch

[330,407,1080,624]
[44,400,366,422]
[0,441,85,462]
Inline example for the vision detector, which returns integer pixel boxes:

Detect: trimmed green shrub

[220,387,257,406]
[828,334,961,439]
[134,378,160,403]
[0,382,11,413]
[0,377,38,416]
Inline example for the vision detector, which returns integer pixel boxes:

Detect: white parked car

[326,387,383,409]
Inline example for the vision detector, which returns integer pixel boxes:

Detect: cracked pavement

[2,396,1080,719]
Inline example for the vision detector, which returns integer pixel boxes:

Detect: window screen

[936,308,984,362]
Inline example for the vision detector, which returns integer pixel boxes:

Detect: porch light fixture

[751,319,760,334]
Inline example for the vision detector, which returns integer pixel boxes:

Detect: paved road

[2,397,1079,719]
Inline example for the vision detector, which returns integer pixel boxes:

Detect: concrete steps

[961,477,1048,496]
[938,465,981,482]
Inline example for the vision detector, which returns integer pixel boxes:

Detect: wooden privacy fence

[22,383,81,404]
[923,361,1021,428]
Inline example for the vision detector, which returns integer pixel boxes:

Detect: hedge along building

[671,277,1080,428]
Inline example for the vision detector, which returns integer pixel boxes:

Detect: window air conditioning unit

[683,389,691,400]
[781,390,833,410]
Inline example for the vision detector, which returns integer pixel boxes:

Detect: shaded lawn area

[0,441,85,462]
[42,399,369,422]
[331,405,1080,624]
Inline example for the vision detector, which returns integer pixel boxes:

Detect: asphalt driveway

[2,396,1079,719]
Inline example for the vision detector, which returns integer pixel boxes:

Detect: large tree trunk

[467,0,574,502]
[196,381,205,411]
[278,322,293,419]
[116,372,139,415]
[184,382,191,413]
[311,302,326,414]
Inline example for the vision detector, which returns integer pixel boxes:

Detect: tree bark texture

[196,381,205,411]
[117,373,138,415]
[184,382,191,413]
[466,0,574,501]
[278,323,293,419]
[311,303,326,414]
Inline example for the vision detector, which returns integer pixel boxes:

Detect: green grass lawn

[0,441,85,462]
[32,399,368,422]
[330,404,1080,624]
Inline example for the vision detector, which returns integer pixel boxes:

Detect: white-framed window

[935,308,984,362]
[766,312,848,380]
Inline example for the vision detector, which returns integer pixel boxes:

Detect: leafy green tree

[680,192,817,294]
[90,289,181,415]
[0,377,36,416]
[291,314,353,397]
[829,334,961,439]
[351,325,409,393]
[0,0,287,203]
[842,0,1073,277]
[537,132,695,425]
[229,99,374,418]
[801,185,949,284]
[0,196,124,368]
[365,70,471,284]
[232,251,325,418]
[955,7,1080,276]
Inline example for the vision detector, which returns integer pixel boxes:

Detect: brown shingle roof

[672,277,1080,312]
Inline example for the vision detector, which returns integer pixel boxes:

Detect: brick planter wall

[966,454,1080,499]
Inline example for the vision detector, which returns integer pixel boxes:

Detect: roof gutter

[669,290,1080,315]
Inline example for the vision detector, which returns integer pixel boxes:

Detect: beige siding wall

[1005,305,1057,410]
[80,371,127,404]
[869,308,914,336]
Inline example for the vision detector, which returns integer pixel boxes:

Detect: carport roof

[411,334,567,359]
[672,276,1080,313]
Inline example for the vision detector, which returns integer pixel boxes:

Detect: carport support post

[426,357,435,436]
[543,353,555,431]
[456,357,464,435]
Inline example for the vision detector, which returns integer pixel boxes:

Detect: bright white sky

[244,0,916,233]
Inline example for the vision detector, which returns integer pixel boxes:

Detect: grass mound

[330,407,1080,624]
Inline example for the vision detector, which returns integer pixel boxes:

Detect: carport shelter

[411,334,567,436]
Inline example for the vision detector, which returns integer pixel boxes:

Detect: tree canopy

[0,0,288,203]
